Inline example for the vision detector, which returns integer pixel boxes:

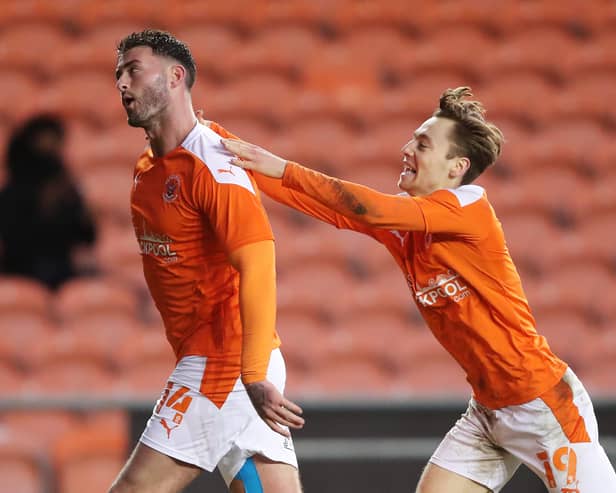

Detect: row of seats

[3,22,616,78]
[1,1,615,36]
[1,273,615,398]
[2,64,616,129]
[0,409,128,493]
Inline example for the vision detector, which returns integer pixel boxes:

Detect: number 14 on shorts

[155,382,193,438]
[537,447,580,492]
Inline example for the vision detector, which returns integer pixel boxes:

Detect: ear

[168,64,186,89]
[450,157,470,179]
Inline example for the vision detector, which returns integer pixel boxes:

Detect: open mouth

[122,95,136,109]
[402,164,417,176]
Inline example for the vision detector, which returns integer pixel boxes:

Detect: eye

[417,142,427,150]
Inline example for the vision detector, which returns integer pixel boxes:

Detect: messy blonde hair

[434,87,504,184]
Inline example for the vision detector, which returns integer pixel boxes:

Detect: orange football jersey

[256,162,567,409]
[130,122,280,403]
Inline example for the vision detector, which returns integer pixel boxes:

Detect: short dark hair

[117,29,197,89]
[434,87,504,185]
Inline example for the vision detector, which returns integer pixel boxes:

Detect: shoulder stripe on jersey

[446,184,484,207]
[181,123,256,195]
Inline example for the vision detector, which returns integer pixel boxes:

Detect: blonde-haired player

[211,87,616,492]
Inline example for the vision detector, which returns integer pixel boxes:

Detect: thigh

[417,462,492,493]
[427,400,520,492]
[109,442,202,493]
[229,455,301,493]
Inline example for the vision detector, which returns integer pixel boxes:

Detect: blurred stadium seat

[25,355,116,396]
[54,277,140,323]
[0,438,47,493]
[52,424,127,493]
[487,26,583,80]
[1,410,80,451]
[0,276,52,316]
[0,21,69,77]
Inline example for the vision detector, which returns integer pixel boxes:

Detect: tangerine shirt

[130,122,280,403]
[257,161,567,409]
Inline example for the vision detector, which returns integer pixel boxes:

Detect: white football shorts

[429,368,616,492]
[139,348,298,485]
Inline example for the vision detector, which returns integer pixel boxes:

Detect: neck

[145,97,197,157]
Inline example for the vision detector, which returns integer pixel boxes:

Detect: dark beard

[127,75,169,127]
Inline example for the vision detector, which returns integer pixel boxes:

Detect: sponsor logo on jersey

[415,270,470,306]
[137,221,177,260]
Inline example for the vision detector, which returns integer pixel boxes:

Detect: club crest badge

[163,175,181,203]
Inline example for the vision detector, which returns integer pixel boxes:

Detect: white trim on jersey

[446,185,484,207]
[181,123,256,195]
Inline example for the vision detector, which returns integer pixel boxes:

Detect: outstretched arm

[223,139,427,232]
[199,115,385,235]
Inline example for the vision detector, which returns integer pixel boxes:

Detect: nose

[116,73,128,92]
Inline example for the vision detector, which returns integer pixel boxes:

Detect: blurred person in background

[0,114,97,290]
[210,87,616,492]
[112,29,304,493]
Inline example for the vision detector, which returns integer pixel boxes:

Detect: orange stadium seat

[111,330,173,371]
[275,221,356,275]
[558,71,616,126]
[74,0,163,30]
[568,31,616,75]
[54,277,140,322]
[25,355,115,396]
[171,24,243,80]
[114,356,176,399]
[204,73,298,125]
[0,0,81,27]
[66,122,145,175]
[0,276,52,316]
[307,355,398,397]
[330,311,414,364]
[394,348,469,397]
[0,71,43,124]
[225,25,323,81]
[1,410,81,451]
[403,26,495,82]
[277,311,331,372]
[349,267,420,324]
[479,72,558,126]
[0,315,56,369]
[576,211,616,270]
[302,42,380,95]
[411,0,499,34]
[162,0,271,31]
[278,118,356,171]
[498,211,565,275]
[486,27,583,80]
[533,310,600,373]
[56,22,151,74]
[495,0,608,36]
[0,361,26,396]
[489,168,594,225]
[0,22,69,77]
[73,166,134,224]
[338,26,415,73]
[0,439,46,493]
[52,425,127,493]
[277,261,356,322]
[40,72,124,127]
[95,222,144,288]
[545,261,616,323]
